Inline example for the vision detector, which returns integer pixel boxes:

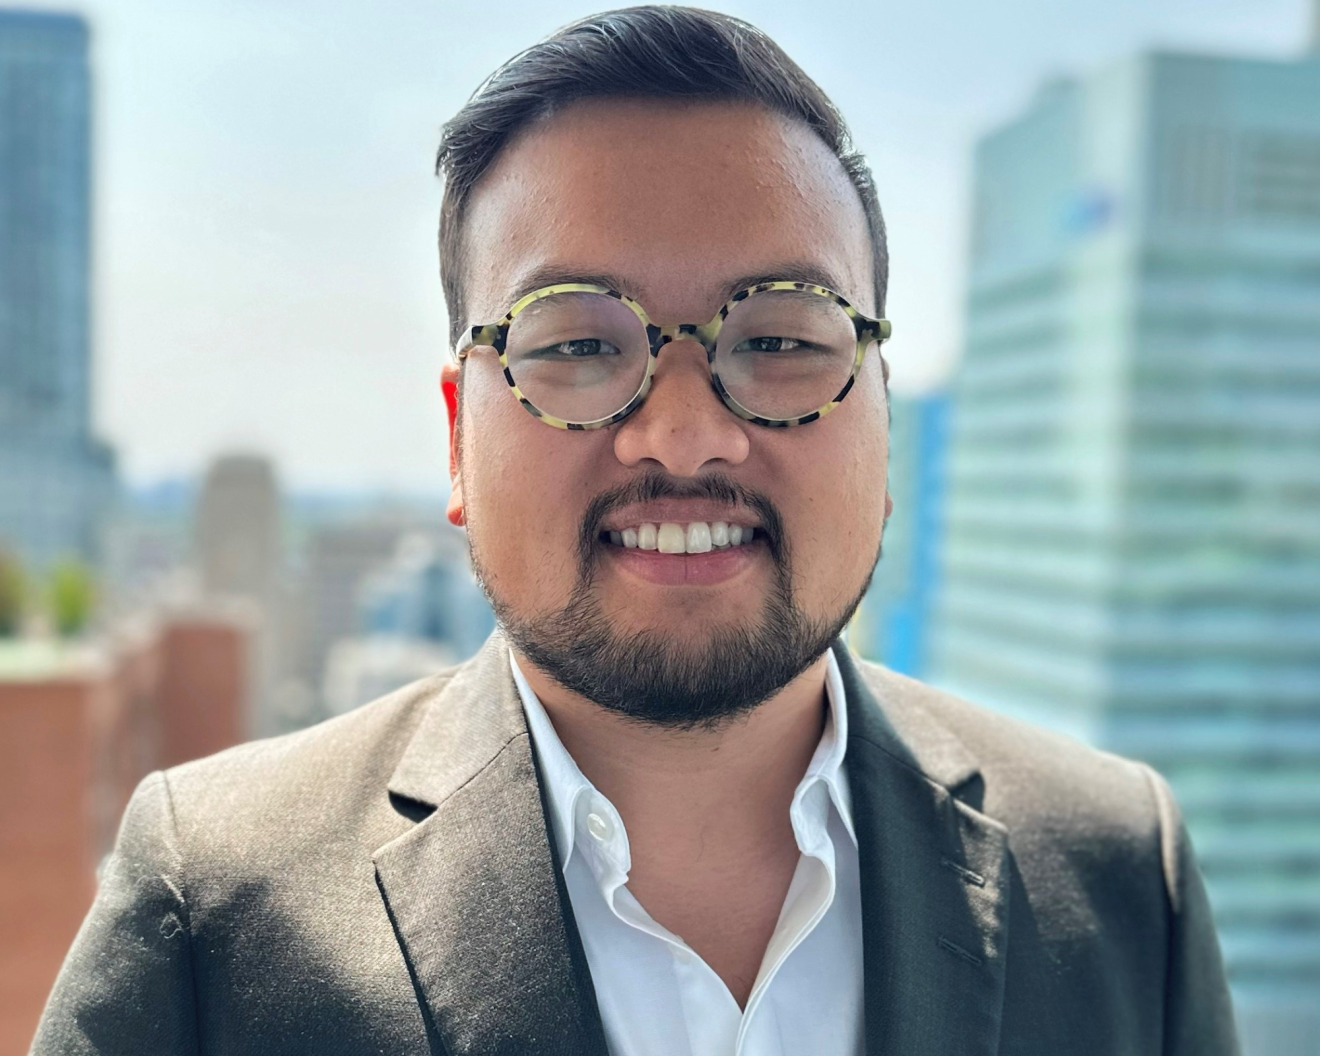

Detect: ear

[441,361,465,527]
[884,491,893,521]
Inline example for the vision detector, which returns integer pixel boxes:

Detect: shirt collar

[510,651,594,870]
[510,648,857,877]
[805,649,857,845]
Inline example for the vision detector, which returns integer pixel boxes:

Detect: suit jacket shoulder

[839,652,1237,1056]
[161,667,459,861]
[850,657,1160,839]
[31,666,475,1056]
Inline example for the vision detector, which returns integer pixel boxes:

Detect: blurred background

[0,0,1316,1052]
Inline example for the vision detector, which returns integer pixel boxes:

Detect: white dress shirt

[511,650,864,1056]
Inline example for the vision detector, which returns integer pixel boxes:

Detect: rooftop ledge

[0,639,105,683]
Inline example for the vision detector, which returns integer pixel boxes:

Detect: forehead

[460,97,874,321]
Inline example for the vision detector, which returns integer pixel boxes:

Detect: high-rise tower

[193,454,285,736]
[853,392,948,676]
[0,10,115,568]
[931,51,1320,1054]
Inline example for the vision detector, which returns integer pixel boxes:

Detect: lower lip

[600,541,764,586]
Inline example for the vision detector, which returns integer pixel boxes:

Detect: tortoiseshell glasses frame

[454,280,892,431]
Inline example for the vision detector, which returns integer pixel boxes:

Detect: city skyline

[2,6,1317,1047]
[10,0,1313,491]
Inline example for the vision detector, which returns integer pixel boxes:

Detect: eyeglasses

[455,281,892,430]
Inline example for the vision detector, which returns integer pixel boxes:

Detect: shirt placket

[734,779,839,1053]
[578,792,744,1054]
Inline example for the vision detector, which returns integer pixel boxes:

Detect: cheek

[459,368,595,606]
[779,390,888,608]
[460,370,529,525]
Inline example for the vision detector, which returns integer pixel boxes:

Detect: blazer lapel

[372,634,608,1056]
[834,643,1011,1056]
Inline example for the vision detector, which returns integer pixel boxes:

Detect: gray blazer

[32,634,1238,1055]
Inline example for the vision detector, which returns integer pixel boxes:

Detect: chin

[607,608,752,645]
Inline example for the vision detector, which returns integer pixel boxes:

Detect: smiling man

[33,7,1238,1056]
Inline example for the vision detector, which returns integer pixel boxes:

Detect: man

[33,7,1237,1055]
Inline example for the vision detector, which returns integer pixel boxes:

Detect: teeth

[608,521,756,554]
[657,523,686,554]
[685,522,712,553]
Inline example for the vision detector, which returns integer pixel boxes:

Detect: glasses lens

[714,290,863,420]
[504,292,650,424]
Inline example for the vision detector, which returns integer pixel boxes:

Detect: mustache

[577,470,787,568]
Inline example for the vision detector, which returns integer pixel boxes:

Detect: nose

[612,339,750,475]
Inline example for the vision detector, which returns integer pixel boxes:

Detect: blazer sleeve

[29,770,201,1056]
[1141,765,1240,1056]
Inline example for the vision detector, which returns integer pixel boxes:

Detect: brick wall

[0,615,249,1055]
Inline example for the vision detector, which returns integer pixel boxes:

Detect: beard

[469,470,875,730]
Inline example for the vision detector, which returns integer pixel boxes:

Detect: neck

[514,649,832,854]
[516,647,835,1007]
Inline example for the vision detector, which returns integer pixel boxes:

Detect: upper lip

[599,500,762,532]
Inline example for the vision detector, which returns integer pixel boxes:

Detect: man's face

[450,98,889,723]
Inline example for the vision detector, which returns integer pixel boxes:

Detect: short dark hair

[435,5,887,347]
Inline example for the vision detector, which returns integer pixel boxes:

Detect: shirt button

[585,812,612,842]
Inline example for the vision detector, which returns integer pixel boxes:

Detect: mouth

[598,520,757,555]
[578,473,780,588]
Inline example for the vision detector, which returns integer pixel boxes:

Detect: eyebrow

[505,266,635,305]
[501,260,853,315]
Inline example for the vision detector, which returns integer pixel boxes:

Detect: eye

[533,338,622,358]
[731,336,806,353]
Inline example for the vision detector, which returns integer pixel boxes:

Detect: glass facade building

[930,50,1320,1054]
[0,11,115,568]
[852,392,948,677]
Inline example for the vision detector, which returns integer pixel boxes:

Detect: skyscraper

[193,454,285,736]
[930,49,1320,1054]
[0,10,115,569]
[852,392,948,677]
[195,456,282,605]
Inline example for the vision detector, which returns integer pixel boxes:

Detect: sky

[20,0,1315,491]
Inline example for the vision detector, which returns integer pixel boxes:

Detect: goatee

[471,471,873,729]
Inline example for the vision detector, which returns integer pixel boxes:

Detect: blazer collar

[834,641,1011,1056]
[372,632,609,1056]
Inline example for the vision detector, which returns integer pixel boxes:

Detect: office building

[357,531,495,661]
[295,519,412,692]
[194,456,283,604]
[319,530,494,715]
[0,11,115,568]
[852,392,948,676]
[193,454,289,735]
[929,48,1320,1054]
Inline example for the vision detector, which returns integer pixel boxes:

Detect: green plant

[48,559,97,638]
[0,549,24,637]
